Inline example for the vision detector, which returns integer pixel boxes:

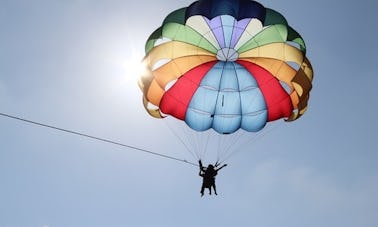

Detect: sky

[1,0,378,227]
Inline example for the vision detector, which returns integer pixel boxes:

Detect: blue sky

[1,0,378,227]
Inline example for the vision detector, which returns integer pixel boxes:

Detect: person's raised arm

[216,164,227,171]
[199,160,205,171]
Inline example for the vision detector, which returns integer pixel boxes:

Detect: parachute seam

[185,17,219,53]
[232,18,251,50]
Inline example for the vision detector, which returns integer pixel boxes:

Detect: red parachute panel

[237,60,293,121]
[160,61,218,120]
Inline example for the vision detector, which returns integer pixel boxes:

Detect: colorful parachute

[138,0,313,135]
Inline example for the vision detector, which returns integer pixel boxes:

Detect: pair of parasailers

[198,160,227,197]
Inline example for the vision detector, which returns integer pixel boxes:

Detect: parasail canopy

[138,0,313,135]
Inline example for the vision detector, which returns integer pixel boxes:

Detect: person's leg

[213,184,217,195]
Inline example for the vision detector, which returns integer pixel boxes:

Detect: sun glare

[122,55,147,83]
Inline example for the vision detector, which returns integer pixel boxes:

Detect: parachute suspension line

[219,120,284,164]
[183,121,202,160]
[216,131,237,163]
[163,119,199,161]
[218,62,245,161]
[224,130,244,157]
[184,125,200,160]
[0,112,198,166]
[203,130,211,159]
[193,128,203,158]
[215,135,221,161]
[164,59,201,158]
[216,133,222,164]
[197,129,211,161]
[176,110,212,162]
[217,130,244,163]
[214,62,248,163]
[216,131,259,166]
[219,127,265,165]
[214,61,226,163]
[168,59,200,160]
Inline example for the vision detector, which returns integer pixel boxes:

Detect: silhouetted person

[199,160,227,196]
